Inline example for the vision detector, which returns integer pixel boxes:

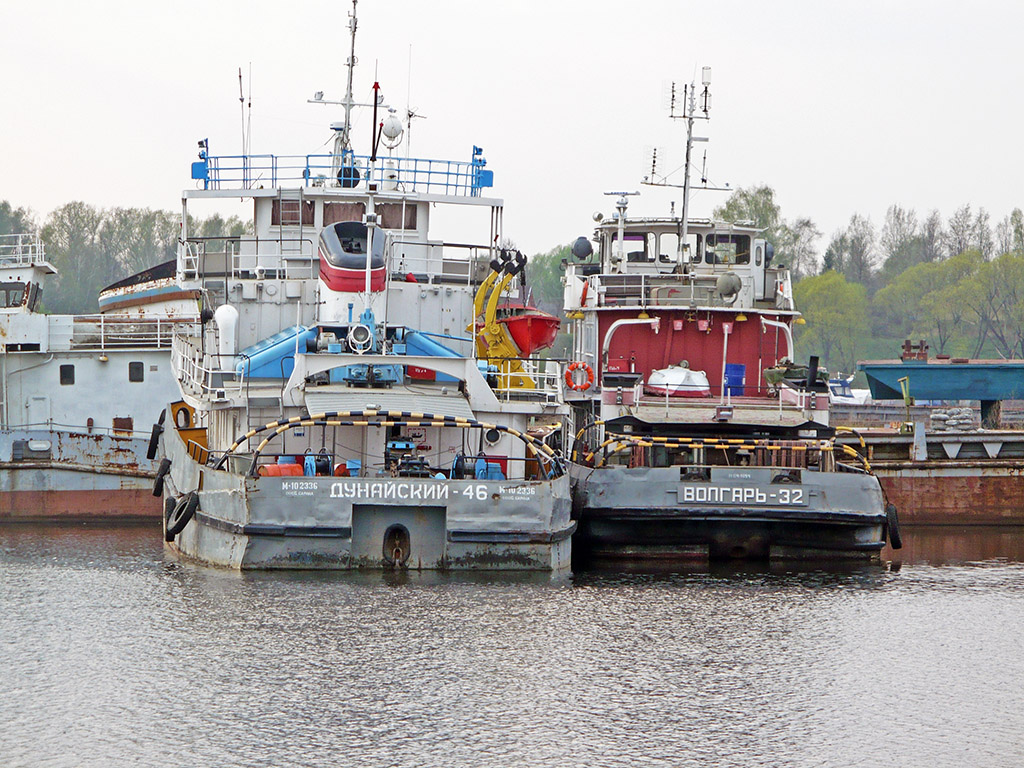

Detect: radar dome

[715,272,742,304]
[382,110,404,146]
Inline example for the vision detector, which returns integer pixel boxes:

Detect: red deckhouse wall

[599,310,790,397]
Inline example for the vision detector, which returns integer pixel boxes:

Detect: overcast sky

[2,1,1022,257]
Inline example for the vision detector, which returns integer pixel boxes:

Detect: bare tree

[974,208,994,258]
[946,204,974,257]
[879,204,921,279]
[996,215,1014,256]
[1011,208,1024,253]
[778,217,821,279]
[920,209,945,262]
[880,204,919,262]
[845,214,877,285]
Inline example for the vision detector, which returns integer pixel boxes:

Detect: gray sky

[2,1,1021,258]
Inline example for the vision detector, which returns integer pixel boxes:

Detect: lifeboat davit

[318,221,385,292]
[495,301,561,355]
[645,362,712,398]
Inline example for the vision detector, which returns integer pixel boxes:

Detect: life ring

[152,458,171,498]
[579,280,589,307]
[165,491,199,541]
[565,361,594,392]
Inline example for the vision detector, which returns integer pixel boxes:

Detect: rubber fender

[146,422,164,461]
[152,458,171,497]
[163,495,178,542]
[166,491,199,540]
[886,503,903,550]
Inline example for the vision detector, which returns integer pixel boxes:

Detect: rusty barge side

[838,428,1024,525]
[0,431,161,521]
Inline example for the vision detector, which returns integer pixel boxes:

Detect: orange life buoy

[579,280,590,307]
[565,361,594,392]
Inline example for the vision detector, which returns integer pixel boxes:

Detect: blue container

[724,363,746,396]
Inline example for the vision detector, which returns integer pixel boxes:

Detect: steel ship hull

[1,430,160,521]
[162,422,574,571]
[570,463,887,562]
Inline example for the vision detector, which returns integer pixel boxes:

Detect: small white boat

[645,362,711,398]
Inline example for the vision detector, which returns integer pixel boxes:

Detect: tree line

[0,200,247,314]
[9,192,1023,377]
[525,187,1024,377]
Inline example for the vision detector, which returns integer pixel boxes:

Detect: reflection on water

[2,523,1024,767]
[885,525,1024,565]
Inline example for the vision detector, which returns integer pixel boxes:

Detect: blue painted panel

[860,361,1024,400]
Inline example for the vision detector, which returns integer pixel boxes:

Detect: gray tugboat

[562,71,898,562]
[156,2,572,570]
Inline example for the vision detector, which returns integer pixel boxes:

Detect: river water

[2,525,1023,768]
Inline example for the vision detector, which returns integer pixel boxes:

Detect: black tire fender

[166,491,199,540]
[146,421,164,461]
[163,495,178,542]
[886,503,903,550]
[152,458,171,497]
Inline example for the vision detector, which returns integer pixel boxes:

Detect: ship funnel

[213,304,240,368]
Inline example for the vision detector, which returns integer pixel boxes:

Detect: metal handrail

[70,317,199,350]
[196,151,491,197]
[171,334,247,398]
[0,233,46,264]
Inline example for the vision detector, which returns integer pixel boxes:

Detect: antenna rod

[370,80,380,162]
[679,68,711,269]
[340,0,359,153]
[680,84,695,268]
[238,67,245,155]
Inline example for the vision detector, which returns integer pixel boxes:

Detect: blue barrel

[724,363,746,396]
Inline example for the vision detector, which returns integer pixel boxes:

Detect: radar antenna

[643,67,732,267]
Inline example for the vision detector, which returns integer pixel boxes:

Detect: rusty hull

[835,428,1024,525]
[0,429,161,521]
[874,462,1024,525]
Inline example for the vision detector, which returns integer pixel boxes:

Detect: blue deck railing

[191,146,494,197]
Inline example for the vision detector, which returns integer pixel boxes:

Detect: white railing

[180,236,319,281]
[387,241,490,285]
[71,317,199,350]
[0,233,46,265]
[172,333,246,398]
[490,358,565,404]
[592,272,728,308]
[584,266,791,309]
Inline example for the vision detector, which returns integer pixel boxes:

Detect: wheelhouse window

[59,364,75,385]
[128,362,144,382]
[658,233,680,264]
[611,232,654,263]
[1,282,26,308]
[705,234,751,265]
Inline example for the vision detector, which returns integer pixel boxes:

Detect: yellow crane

[470,250,535,389]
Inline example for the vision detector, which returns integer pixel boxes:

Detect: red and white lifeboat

[318,221,385,293]
[645,362,712,398]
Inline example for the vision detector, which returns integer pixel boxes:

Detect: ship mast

[339,0,359,154]
[677,67,712,269]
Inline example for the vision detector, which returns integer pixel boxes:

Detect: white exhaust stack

[214,304,240,369]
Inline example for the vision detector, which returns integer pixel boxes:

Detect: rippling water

[2,524,1024,767]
